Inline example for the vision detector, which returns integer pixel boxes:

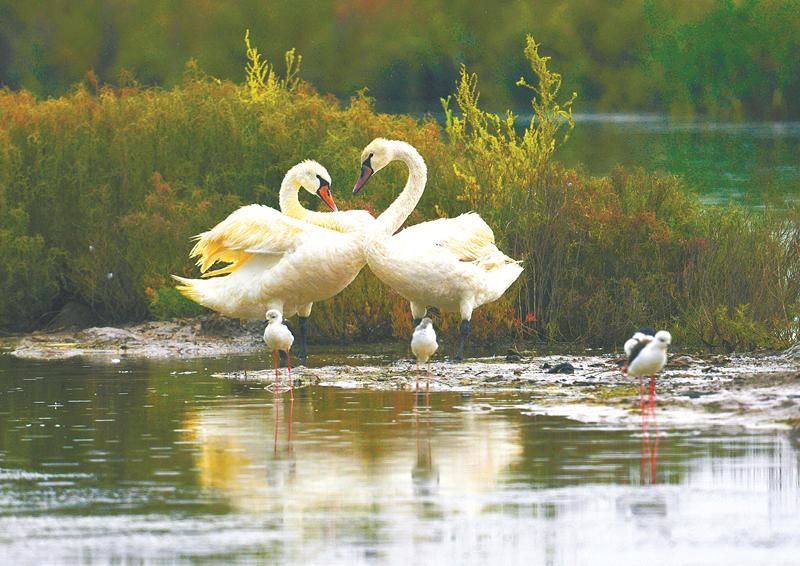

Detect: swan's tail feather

[172,275,209,306]
[483,262,524,304]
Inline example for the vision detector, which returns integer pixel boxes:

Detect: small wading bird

[263,309,295,399]
[622,329,672,420]
[411,317,438,393]
[621,327,656,374]
[174,161,367,362]
[353,139,523,360]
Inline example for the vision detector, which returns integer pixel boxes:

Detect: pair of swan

[175,139,523,361]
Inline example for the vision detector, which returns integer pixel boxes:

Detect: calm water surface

[1,354,799,564]
[402,109,800,207]
[560,115,800,207]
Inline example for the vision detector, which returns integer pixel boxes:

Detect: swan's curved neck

[374,142,427,237]
[279,175,345,230]
[279,175,311,221]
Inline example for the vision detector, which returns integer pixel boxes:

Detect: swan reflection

[181,391,523,518]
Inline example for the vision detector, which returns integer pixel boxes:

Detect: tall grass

[1,34,799,350]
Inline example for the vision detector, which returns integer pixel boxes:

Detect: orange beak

[317,183,338,212]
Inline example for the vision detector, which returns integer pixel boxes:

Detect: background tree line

[2,0,799,118]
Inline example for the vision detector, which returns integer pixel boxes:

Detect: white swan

[353,138,523,359]
[173,161,366,358]
[263,309,295,398]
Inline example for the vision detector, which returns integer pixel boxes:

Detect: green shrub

[0,210,62,331]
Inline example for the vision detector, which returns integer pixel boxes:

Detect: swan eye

[316,174,330,189]
[362,154,373,168]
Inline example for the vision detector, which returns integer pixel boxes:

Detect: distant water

[393,105,800,208]
[557,114,800,207]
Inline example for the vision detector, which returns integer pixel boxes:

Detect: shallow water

[1,354,799,564]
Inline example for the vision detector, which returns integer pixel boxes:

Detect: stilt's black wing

[627,336,653,366]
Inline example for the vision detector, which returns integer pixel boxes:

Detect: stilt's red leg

[639,374,648,433]
[639,374,643,410]
[288,394,294,447]
[649,376,659,434]
[648,375,659,483]
[273,350,279,393]
[286,350,293,401]
[426,362,431,395]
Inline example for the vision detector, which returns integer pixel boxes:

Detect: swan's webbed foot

[454,319,471,361]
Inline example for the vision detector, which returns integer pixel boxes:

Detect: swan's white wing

[191,204,331,275]
[394,212,503,263]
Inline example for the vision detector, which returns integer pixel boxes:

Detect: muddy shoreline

[2,317,265,361]
[3,318,800,430]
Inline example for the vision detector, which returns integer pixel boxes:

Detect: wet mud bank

[223,353,800,430]
[2,318,264,360]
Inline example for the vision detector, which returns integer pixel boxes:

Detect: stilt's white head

[287,160,337,211]
[654,330,672,348]
[353,138,397,193]
[265,309,282,324]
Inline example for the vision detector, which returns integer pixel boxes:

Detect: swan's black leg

[454,319,471,361]
[297,316,309,363]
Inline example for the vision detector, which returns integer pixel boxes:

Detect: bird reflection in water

[274,394,294,458]
[412,393,439,497]
[640,377,659,484]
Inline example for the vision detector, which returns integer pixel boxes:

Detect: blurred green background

[2,0,799,118]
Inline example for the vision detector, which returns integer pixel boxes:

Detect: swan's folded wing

[395,212,497,262]
[190,204,329,274]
